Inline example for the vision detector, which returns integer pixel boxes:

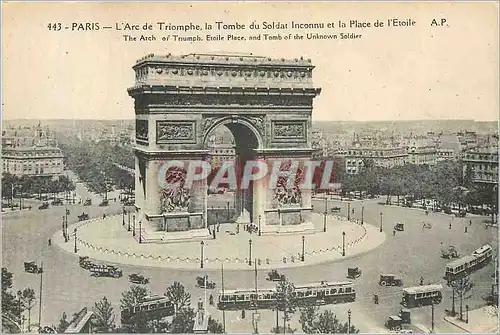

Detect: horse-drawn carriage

[394,222,405,231]
[441,245,460,259]
[129,273,150,284]
[99,200,109,207]
[78,213,89,221]
[196,275,216,289]
[83,198,92,206]
[89,264,122,278]
[267,269,286,281]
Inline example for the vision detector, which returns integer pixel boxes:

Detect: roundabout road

[2,194,496,332]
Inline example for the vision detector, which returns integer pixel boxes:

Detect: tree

[298,305,317,334]
[2,268,21,333]
[120,285,150,333]
[169,307,195,333]
[21,288,36,332]
[91,297,115,333]
[207,316,224,333]
[57,312,70,333]
[451,276,474,321]
[165,281,191,316]
[299,307,359,334]
[275,278,298,333]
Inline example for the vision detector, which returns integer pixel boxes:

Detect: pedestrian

[464,227,468,233]
[213,229,216,239]
[469,220,472,226]
[352,208,355,214]
[48,238,51,246]
[449,222,452,229]
[209,294,214,306]
[420,276,424,285]
[236,223,240,234]
[217,222,220,232]
[392,229,396,236]
[241,309,246,319]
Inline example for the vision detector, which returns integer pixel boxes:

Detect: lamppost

[342,231,346,256]
[200,241,204,269]
[62,215,66,242]
[431,302,435,332]
[17,290,22,326]
[122,206,125,225]
[347,309,351,334]
[323,209,327,232]
[74,228,78,253]
[138,221,142,243]
[324,196,328,214]
[301,236,305,262]
[361,203,364,225]
[248,240,252,266]
[347,202,351,221]
[258,215,261,236]
[379,212,383,232]
[133,216,136,237]
[128,210,131,231]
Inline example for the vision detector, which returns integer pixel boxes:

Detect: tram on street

[120,295,174,321]
[401,284,443,308]
[217,281,356,310]
[444,244,493,282]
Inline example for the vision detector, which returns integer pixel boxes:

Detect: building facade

[344,146,407,175]
[2,123,64,177]
[462,148,499,184]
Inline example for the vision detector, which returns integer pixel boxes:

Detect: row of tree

[58,139,134,196]
[1,173,75,202]
[328,158,496,211]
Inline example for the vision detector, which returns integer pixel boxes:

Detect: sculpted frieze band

[272,121,306,140]
[156,121,196,143]
[144,95,312,107]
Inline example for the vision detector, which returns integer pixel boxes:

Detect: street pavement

[2,188,497,333]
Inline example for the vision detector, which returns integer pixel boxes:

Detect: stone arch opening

[204,116,263,225]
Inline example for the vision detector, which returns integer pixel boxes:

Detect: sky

[2,2,499,121]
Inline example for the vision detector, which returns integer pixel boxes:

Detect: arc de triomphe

[128,53,321,242]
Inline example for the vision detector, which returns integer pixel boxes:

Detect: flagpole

[38,261,43,328]
[221,264,226,333]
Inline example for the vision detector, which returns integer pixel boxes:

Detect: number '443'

[48,23,62,31]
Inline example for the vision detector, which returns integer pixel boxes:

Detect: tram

[120,295,174,321]
[401,284,443,308]
[444,244,493,282]
[217,281,355,311]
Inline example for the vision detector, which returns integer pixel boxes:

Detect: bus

[401,284,443,308]
[444,244,493,282]
[120,295,174,322]
[217,281,355,311]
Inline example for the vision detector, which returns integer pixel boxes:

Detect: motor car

[347,267,362,279]
[379,274,403,286]
[129,273,150,284]
[196,275,216,289]
[78,213,89,221]
[38,202,49,210]
[267,269,286,281]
